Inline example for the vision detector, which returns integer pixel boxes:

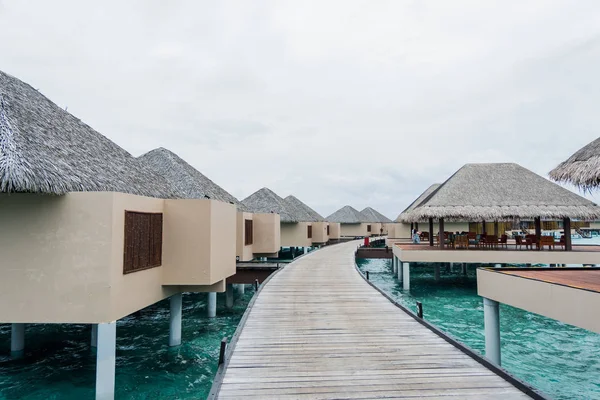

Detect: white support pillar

[434,265,440,282]
[392,256,398,274]
[494,263,502,268]
[236,284,245,297]
[207,292,217,318]
[402,262,410,291]
[449,262,454,272]
[96,321,116,400]
[483,298,501,366]
[91,324,98,348]
[226,284,234,309]
[11,323,25,357]
[462,263,467,275]
[304,247,308,254]
[169,294,182,347]
[397,259,403,281]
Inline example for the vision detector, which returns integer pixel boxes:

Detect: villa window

[367,225,372,232]
[123,211,163,274]
[245,219,253,245]
[327,225,330,235]
[307,225,313,239]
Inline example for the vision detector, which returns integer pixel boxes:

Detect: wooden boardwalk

[216,241,534,399]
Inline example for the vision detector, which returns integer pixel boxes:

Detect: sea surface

[356,257,600,400]
[0,288,254,399]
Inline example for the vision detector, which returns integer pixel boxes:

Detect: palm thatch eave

[549,137,600,191]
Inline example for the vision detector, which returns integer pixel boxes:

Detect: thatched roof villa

[242,188,313,248]
[326,205,373,238]
[360,207,392,236]
[284,195,338,243]
[399,163,600,249]
[549,136,600,191]
[0,70,238,397]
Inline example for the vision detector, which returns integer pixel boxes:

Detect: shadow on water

[357,258,600,400]
[0,288,255,399]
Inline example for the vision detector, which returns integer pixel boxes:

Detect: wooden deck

[215,241,535,399]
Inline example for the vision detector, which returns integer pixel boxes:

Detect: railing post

[218,338,228,365]
[366,271,370,280]
[416,301,423,318]
[254,279,259,291]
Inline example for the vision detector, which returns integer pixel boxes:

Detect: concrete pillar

[449,262,454,272]
[226,284,234,309]
[402,262,410,291]
[483,298,501,366]
[392,256,398,274]
[11,323,25,357]
[95,321,116,400]
[169,294,182,347]
[434,264,440,282]
[236,284,245,297]
[207,292,217,318]
[304,247,308,254]
[397,259,403,281]
[91,324,98,348]
[462,263,467,275]
[494,263,502,269]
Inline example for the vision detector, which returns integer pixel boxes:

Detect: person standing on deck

[412,228,420,244]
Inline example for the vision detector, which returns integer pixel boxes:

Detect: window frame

[307,225,313,239]
[123,211,163,275]
[244,219,253,246]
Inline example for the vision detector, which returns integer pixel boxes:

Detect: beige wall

[328,222,341,239]
[0,192,236,324]
[477,269,600,334]
[311,222,330,244]
[590,222,600,229]
[340,223,369,237]
[236,211,254,262]
[281,222,312,247]
[253,213,281,255]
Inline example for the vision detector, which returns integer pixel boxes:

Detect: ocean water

[0,288,254,399]
[357,258,600,400]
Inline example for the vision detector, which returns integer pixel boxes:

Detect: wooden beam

[494,221,499,237]
[429,218,434,247]
[563,217,572,251]
[482,220,487,235]
[439,218,445,249]
[535,217,541,243]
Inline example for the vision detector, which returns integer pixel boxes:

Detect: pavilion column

[415,223,419,231]
[169,294,182,347]
[429,218,434,246]
[483,298,501,366]
[563,217,572,251]
[482,220,487,235]
[402,262,410,291]
[410,223,414,233]
[439,218,445,249]
[534,217,542,243]
[494,221,499,237]
[96,321,116,400]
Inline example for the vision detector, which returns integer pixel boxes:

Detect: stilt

[445,262,451,273]
[236,284,245,297]
[483,298,501,366]
[304,247,308,255]
[11,323,25,357]
[91,324,98,348]
[397,259,403,281]
[449,262,454,272]
[95,321,116,400]
[434,264,440,282]
[494,263,501,268]
[461,263,467,275]
[207,292,217,318]
[169,294,182,347]
[403,262,410,291]
[392,256,398,274]
[226,284,234,309]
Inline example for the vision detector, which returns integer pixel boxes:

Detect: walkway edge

[353,262,549,400]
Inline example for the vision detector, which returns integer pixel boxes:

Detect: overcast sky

[1,0,599,218]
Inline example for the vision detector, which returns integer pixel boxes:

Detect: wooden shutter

[245,219,253,245]
[123,211,163,274]
[367,225,372,232]
[307,225,312,239]
[327,225,330,235]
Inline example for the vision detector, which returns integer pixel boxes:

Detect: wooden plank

[216,241,532,399]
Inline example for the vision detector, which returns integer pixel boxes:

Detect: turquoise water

[0,288,254,399]
[357,258,600,400]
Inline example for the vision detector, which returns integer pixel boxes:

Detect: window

[245,219,253,245]
[326,225,330,235]
[367,224,372,232]
[123,211,163,274]
[307,225,313,239]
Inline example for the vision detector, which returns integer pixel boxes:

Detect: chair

[486,235,498,249]
[498,234,508,249]
[420,231,430,241]
[539,236,556,250]
[524,234,537,250]
[455,235,469,249]
[515,235,524,249]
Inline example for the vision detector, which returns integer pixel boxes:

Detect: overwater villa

[0,70,238,399]
[360,206,392,236]
[326,205,373,238]
[138,148,280,262]
[284,195,340,244]
[242,188,313,251]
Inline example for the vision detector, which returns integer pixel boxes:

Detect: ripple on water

[357,258,600,400]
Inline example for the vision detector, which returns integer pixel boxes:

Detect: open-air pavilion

[550,136,600,191]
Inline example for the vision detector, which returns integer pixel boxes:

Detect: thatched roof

[395,184,441,222]
[399,163,600,222]
[241,188,300,223]
[326,205,368,224]
[138,147,246,209]
[360,207,392,223]
[0,70,175,197]
[284,195,324,222]
[549,137,600,191]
